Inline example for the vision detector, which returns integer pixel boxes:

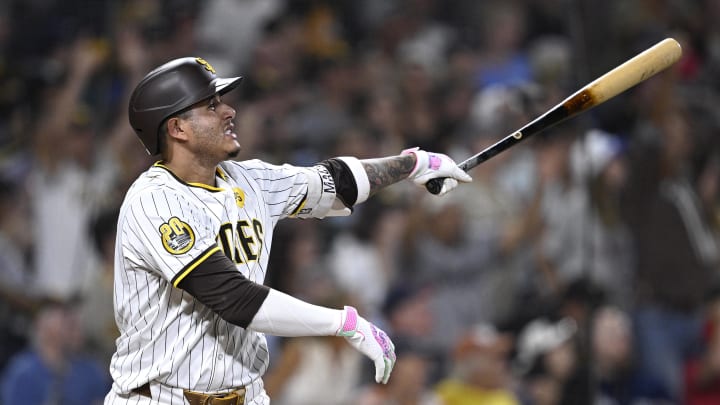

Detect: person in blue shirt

[0,297,110,405]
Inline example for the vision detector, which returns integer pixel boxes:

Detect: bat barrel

[578,38,681,108]
[425,38,682,195]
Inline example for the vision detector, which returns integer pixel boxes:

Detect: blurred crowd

[1,0,720,404]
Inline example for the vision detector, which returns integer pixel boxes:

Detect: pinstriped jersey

[108,159,336,402]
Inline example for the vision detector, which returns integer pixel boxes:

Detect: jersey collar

[153,161,227,192]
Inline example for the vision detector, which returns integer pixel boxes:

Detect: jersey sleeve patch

[233,187,245,208]
[160,216,196,255]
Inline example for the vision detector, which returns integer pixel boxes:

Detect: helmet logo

[195,57,216,74]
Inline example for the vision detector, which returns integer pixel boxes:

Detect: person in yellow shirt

[435,323,520,405]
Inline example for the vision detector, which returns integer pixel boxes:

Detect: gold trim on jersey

[172,245,221,287]
[289,193,308,217]
[216,166,229,181]
[187,181,223,191]
[152,161,226,192]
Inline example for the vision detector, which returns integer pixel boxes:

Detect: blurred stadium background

[1,0,720,404]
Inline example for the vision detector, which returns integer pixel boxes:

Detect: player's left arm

[176,250,396,384]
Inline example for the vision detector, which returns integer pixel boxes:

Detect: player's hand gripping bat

[425,38,683,195]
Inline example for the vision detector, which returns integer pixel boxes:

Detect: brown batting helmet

[128,57,242,155]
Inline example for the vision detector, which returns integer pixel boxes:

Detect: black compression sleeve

[177,250,270,328]
[318,158,358,208]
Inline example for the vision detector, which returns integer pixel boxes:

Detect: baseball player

[104,57,471,405]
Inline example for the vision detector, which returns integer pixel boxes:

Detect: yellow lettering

[215,219,264,265]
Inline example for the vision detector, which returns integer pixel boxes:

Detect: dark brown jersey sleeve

[176,248,270,328]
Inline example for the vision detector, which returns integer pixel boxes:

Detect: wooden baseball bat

[426,37,682,194]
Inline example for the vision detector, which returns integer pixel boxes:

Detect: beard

[227,146,241,159]
[191,121,241,161]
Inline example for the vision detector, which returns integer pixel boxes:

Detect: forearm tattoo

[361,154,416,196]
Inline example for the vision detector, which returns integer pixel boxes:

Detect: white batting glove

[402,147,472,196]
[337,306,396,384]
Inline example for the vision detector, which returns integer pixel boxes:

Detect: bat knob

[425,178,444,195]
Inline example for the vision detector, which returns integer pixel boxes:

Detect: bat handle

[424,177,445,195]
[424,159,474,195]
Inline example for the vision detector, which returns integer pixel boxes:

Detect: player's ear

[166,116,190,142]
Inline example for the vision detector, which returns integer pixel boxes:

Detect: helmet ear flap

[128,57,242,155]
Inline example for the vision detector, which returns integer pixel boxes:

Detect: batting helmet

[128,57,243,155]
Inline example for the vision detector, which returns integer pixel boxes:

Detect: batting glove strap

[401,147,472,196]
[337,306,396,384]
[337,305,359,337]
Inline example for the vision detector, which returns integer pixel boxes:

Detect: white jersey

[107,159,337,404]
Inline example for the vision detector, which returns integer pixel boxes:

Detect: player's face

[186,95,240,161]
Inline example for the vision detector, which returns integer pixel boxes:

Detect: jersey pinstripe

[107,159,335,404]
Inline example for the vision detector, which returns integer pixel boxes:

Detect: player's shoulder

[120,165,190,208]
[220,158,276,173]
[219,159,299,181]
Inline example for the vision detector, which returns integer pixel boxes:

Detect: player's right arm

[310,150,471,208]
[360,148,472,197]
[234,149,470,222]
